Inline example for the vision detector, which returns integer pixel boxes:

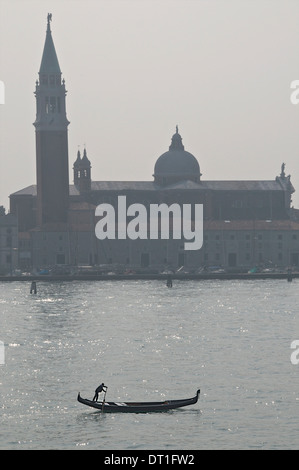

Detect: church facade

[9,16,299,273]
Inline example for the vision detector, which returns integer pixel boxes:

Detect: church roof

[9,178,289,199]
[90,181,158,191]
[10,185,37,197]
[202,180,285,191]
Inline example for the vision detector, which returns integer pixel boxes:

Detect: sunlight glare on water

[0,279,299,449]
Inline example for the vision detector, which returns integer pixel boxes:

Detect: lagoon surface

[0,279,298,450]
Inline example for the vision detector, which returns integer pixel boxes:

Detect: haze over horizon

[1,0,299,210]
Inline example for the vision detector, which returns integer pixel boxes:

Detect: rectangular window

[41,75,48,85]
[50,96,56,112]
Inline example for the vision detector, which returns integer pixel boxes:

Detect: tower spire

[39,13,61,76]
[73,147,91,192]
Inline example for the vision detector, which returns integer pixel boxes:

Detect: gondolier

[93,383,107,402]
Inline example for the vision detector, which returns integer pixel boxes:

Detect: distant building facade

[0,210,18,274]
[9,16,299,272]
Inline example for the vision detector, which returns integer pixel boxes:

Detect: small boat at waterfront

[77,389,200,413]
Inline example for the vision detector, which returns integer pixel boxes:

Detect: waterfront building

[0,209,18,275]
[9,16,299,272]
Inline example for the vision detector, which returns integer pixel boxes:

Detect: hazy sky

[0,0,299,209]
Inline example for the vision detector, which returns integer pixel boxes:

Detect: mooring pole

[30,281,37,294]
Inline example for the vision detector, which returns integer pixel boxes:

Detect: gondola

[77,389,200,413]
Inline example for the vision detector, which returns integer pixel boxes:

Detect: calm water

[0,279,298,450]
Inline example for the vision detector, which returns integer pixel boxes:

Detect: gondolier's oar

[102,387,107,413]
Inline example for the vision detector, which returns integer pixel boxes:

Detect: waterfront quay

[0,271,298,282]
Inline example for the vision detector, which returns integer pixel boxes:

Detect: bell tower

[34,14,70,226]
[73,148,92,192]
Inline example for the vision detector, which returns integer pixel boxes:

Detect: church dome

[153,127,201,185]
